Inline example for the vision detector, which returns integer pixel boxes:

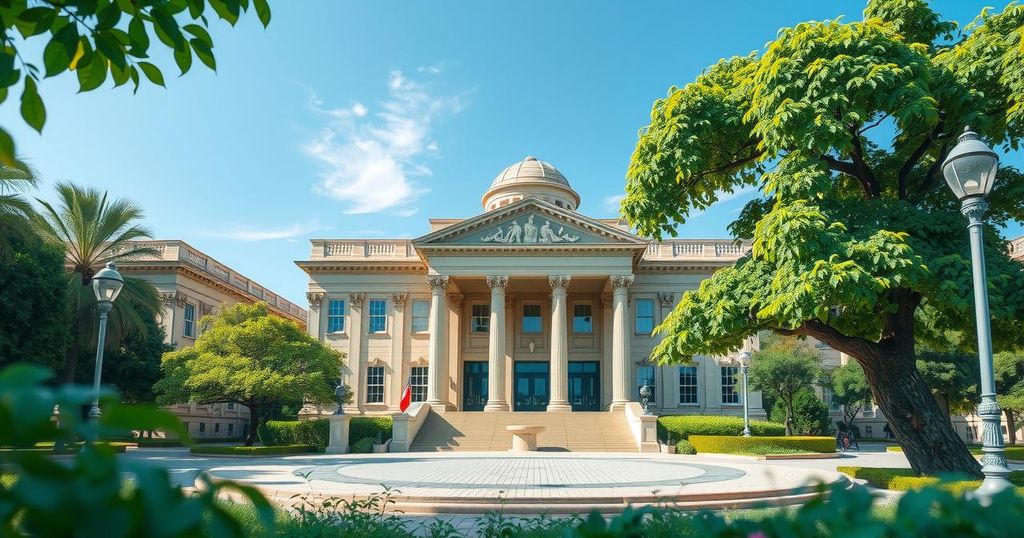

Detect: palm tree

[34,182,162,383]
[0,159,40,258]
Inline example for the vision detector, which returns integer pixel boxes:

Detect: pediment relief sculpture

[480,215,580,244]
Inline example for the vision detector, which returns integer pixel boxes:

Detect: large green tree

[916,351,979,424]
[0,0,271,166]
[0,234,68,370]
[0,160,37,258]
[624,0,1024,475]
[828,362,873,431]
[749,347,821,435]
[994,350,1024,445]
[155,302,342,446]
[33,182,162,383]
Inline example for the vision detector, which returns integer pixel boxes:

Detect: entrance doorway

[463,361,488,411]
[568,361,600,411]
[514,361,550,411]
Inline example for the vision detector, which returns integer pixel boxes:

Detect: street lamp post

[738,351,752,437]
[941,126,1012,499]
[88,263,124,421]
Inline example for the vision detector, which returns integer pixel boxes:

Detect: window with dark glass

[471,304,490,333]
[366,366,385,403]
[573,303,593,333]
[410,366,428,402]
[327,299,346,332]
[679,366,698,404]
[721,366,739,404]
[522,304,542,333]
[183,303,196,337]
[368,299,387,333]
[635,299,654,334]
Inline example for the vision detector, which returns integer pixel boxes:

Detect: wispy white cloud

[418,63,443,75]
[205,221,323,242]
[603,194,624,214]
[305,70,462,214]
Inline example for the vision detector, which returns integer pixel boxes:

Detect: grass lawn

[190,444,319,456]
[885,445,1024,460]
[838,466,1024,494]
[0,441,132,453]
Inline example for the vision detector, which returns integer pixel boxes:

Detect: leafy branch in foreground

[0,0,272,165]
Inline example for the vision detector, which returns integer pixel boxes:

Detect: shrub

[350,437,375,454]
[675,439,696,455]
[771,389,833,435]
[190,445,318,456]
[258,419,329,447]
[658,415,785,441]
[688,435,835,454]
[350,416,393,444]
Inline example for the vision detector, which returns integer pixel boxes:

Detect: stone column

[425,276,449,409]
[484,276,510,411]
[610,275,634,412]
[389,293,407,411]
[348,293,366,413]
[306,292,324,341]
[547,275,572,412]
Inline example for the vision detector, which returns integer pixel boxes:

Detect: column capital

[601,292,613,307]
[446,293,464,309]
[306,291,325,307]
[486,275,510,290]
[390,293,408,308]
[610,274,634,291]
[658,292,675,308]
[548,275,572,291]
[349,292,366,308]
[426,275,449,292]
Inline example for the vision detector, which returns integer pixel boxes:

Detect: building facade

[117,240,307,439]
[298,157,764,418]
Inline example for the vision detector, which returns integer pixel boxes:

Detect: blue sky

[3,0,1021,305]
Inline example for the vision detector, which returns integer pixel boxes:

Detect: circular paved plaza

[203,452,849,514]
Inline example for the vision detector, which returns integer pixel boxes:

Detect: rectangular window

[637,365,656,402]
[721,366,739,404]
[866,425,874,438]
[635,299,655,334]
[679,366,698,405]
[327,299,346,333]
[183,303,196,337]
[227,402,234,410]
[472,304,490,333]
[522,304,542,333]
[368,299,387,333]
[214,423,220,433]
[573,303,593,333]
[366,366,385,403]
[411,300,429,332]
[411,366,428,403]
[823,387,841,411]
[198,422,206,433]
[228,423,234,436]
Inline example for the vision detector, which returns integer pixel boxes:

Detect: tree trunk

[244,404,261,447]
[855,340,980,477]
[1006,410,1017,446]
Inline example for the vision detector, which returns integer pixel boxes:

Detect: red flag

[399,382,412,412]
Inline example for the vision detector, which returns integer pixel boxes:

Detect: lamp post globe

[942,126,1011,500]
[738,351,752,437]
[88,262,124,421]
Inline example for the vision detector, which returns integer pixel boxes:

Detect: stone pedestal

[326,414,351,454]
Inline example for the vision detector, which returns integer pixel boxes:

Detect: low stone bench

[507,425,545,452]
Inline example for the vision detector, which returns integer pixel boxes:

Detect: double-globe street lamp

[87,263,124,420]
[941,126,1012,498]
[738,351,752,437]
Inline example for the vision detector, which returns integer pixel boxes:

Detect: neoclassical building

[298,157,763,417]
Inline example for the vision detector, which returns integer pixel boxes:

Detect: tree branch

[898,121,945,200]
[847,127,881,198]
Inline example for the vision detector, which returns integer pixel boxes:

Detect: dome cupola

[482,156,581,211]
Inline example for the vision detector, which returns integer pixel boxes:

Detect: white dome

[482,156,580,212]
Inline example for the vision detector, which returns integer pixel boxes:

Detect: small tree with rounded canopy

[155,302,342,446]
[829,362,873,432]
[995,350,1024,445]
[749,348,821,435]
[623,0,1024,476]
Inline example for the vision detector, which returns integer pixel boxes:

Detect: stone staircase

[408,411,638,452]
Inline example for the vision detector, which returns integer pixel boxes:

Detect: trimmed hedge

[657,415,785,442]
[259,416,394,450]
[190,445,318,456]
[350,437,375,454]
[888,445,1024,461]
[837,466,1024,494]
[675,439,696,455]
[688,435,835,454]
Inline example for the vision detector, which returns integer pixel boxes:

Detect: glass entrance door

[568,361,600,411]
[463,361,488,411]
[514,362,550,411]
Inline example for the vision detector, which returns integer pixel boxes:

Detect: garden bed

[886,445,1024,461]
[657,416,785,443]
[837,466,1024,494]
[189,445,319,457]
[688,435,835,455]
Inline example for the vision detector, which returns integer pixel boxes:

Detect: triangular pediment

[413,198,648,251]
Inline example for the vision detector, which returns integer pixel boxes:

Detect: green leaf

[43,23,78,77]
[209,0,241,25]
[183,23,212,47]
[96,32,126,71]
[95,3,122,31]
[0,127,15,167]
[15,6,56,37]
[253,0,271,27]
[190,38,216,71]
[174,42,193,75]
[0,49,19,88]
[127,17,150,58]
[20,77,46,132]
[76,51,108,92]
[110,61,130,87]
[138,62,165,87]
[129,65,140,93]
[187,0,207,19]
[151,8,186,49]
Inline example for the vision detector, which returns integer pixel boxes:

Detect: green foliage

[828,361,872,429]
[155,302,344,446]
[688,435,835,454]
[0,363,275,536]
[0,234,67,370]
[258,419,329,448]
[0,160,38,256]
[657,415,785,440]
[190,445,317,456]
[749,347,821,434]
[350,416,394,444]
[838,466,1024,493]
[995,350,1024,415]
[349,437,374,454]
[917,351,979,417]
[770,389,834,436]
[675,438,696,455]
[0,0,272,165]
